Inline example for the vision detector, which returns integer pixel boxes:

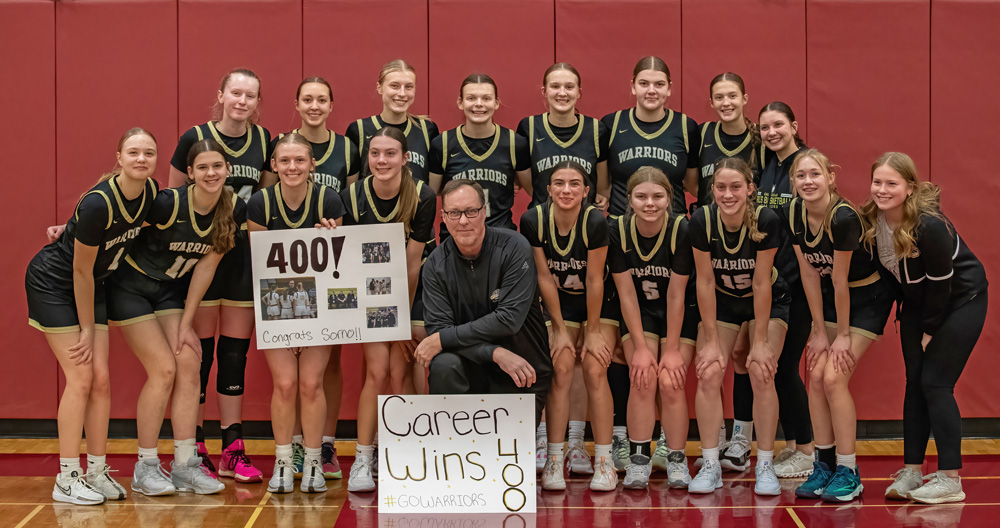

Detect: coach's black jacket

[421,227,552,379]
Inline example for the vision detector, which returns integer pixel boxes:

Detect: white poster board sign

[378,394,536,514]
[250,224,410,349]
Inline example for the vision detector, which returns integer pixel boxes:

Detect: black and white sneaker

[86,464,127,500]
[720,435,751,472]
[53,470,106,505]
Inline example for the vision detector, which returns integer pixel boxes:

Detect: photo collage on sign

[363,242,397,328]
[259,277,318,321]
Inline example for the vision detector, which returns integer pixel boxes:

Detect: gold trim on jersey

[457,125,501,163]
[582,206,594,248]
[349,181,360,222]
[364,176,399,223]
[76,190,113,230]
[534,206,544,244]
[714,121,752,157]
[542,113,585,149]
[848,271,880,288]
[157,189,181,230]
[292,128,336,167]
[275,182,314,229]
[28,319,108,334]
[108,177,149,225]
[344,136,352,174]
[371,115,413,137]
[628,108,673,141]
[629,215,668,262]
[548,205,577,257]
[593,119,601,158]
[188,185,213,238]
[508,129,517,167]
[207,121,254,158]
[715,206,747,255]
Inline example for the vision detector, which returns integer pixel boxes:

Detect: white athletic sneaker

[754,463,781,496]
[689,459,723,493]
[773,447,796,466]
[611,435,630,472]
[131,459,176,496]
[300,458,328,493]
[666,451,691,489]
[172,457,225,494]
[651,432,669,472]
[85,464,126,500]
[347,456,376,493]
[773,450,814,478]
[267,459,295,494]
[535,437,547,472]
[566,443,594,475]
[720,435,751,472]
[541,456,566,491]
[622,454,651,489]
[590,456,618,492]
[907,472,966,504]
[886,467,924,500]
[53,470,105,505]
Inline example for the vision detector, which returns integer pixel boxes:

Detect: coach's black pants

[901,291,988,470]
[428,352,551,428]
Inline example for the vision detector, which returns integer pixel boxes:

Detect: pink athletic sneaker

[196,442,218,479]
[322,442,342,479]
[218,439,263,483]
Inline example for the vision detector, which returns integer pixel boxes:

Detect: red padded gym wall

[55,0,179,419]
[1,0,57,419]
[429,0,555,132]
[303,0,430,138]
[805,0,930,420]
[680,0,807,137]
[302,0,431,420]
[555,0,682,123]
[178,0,302,421]
[931,0,1000,418]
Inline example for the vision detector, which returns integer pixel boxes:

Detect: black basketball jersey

[170,122,271,202]
[689,204,785,298]
[125,185,247,281]
[39,177,158,283]
[341,176,437,244]
[696,121,759,207]
[608,213,693,312]
[517,113,607,207]
[787,197,879,288]
[272,130,359,193]
[520,203,609,296]
[431,124,530,229]
[247,182,346,231]
[346,115,438,184]
[603,108,699,216]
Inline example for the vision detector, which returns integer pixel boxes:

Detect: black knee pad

[607,362,630,427]
[216,336,250,396]
[199,337,216,404]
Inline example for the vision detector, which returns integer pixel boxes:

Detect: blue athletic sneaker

[820,465,864,503]
[795,461,833,499]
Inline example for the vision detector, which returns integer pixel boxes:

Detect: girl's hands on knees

[829,334,856,374]
[695,342,724,379]
[805,323,831,371]
[746,341,777,382]
[68,327,94,365]
[658,347,686,390]
[583,330,611,368]
[629,345,656,390]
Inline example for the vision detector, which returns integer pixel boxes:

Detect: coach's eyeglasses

[442,206,485,220]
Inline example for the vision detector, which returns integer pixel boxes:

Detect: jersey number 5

[641,280,659,300]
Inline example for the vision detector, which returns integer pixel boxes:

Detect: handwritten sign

[378,394,536,514]
[250,224,410,349]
